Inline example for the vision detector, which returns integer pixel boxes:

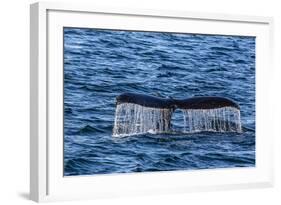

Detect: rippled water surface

[64,28,255,176]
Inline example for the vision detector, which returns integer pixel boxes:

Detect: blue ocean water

[63,28,255,176]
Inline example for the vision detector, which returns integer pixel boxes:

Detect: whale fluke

[113,92,242,136]
[175,96,240,110]
[116,92,239,110]
[116,92,175,109]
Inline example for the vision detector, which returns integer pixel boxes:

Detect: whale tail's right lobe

[175,96,240,110]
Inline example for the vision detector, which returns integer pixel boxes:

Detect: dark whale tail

[116,92,175,109]
[116,92,239,110]
[175,96,240,110]
[113,92,242,136]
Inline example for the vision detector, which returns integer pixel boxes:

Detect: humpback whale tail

[113,93,242,137]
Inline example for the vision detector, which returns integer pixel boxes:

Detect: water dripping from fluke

[113,103,174,137]
[112,93,242,137]
[182,107,242,133]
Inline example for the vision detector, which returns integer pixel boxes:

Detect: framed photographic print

[30,2,274,202]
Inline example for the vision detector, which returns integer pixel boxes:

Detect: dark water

[63,28,255,176]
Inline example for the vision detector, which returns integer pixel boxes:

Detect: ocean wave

[77,125,105,134]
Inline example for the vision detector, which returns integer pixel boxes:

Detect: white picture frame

[30,1,274,202]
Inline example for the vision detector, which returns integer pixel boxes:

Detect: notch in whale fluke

[116,92,240,110]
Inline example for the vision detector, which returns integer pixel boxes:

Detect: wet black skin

[116,92,240,110]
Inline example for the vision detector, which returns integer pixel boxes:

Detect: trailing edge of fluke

[116,92,240,110]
